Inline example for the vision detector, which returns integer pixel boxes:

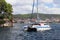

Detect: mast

[30,0,35,19]
[37,0,38,14]
[36,0,39,20]
[31,0,39,20]
[32,0,35,14]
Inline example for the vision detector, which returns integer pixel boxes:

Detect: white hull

[37,28,51,31]
[24,28,51,31]
[24,23,51,31]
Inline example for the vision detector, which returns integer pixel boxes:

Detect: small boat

[24,23,51,32]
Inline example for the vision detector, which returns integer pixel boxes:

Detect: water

[0,23,60,40]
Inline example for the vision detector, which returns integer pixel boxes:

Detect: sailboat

[24,0,51,32]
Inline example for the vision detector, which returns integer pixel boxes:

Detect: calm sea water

[0,23,60,40]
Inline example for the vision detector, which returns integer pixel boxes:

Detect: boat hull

[37,28,51,31]
[24,27,51,32]
[24,24,51,32]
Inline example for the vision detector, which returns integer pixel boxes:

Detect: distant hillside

[13,13,60,19]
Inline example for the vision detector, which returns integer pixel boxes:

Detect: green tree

[0,0,13,25]
[3,3,13,20]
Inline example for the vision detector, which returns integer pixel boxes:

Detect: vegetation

[0,0,13,25]
[13,13,60,19]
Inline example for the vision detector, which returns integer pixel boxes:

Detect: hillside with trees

[13,13,60,19]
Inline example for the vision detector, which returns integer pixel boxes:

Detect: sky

[6,0,60,14]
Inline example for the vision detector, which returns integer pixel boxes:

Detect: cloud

[6,0,16,5]
[46,8,60,14]
[54,0,60,4]
[12,5,33,14]
[6,0,60,14]
[41,0,53,3]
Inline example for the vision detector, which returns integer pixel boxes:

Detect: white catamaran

[24,0,51,32]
